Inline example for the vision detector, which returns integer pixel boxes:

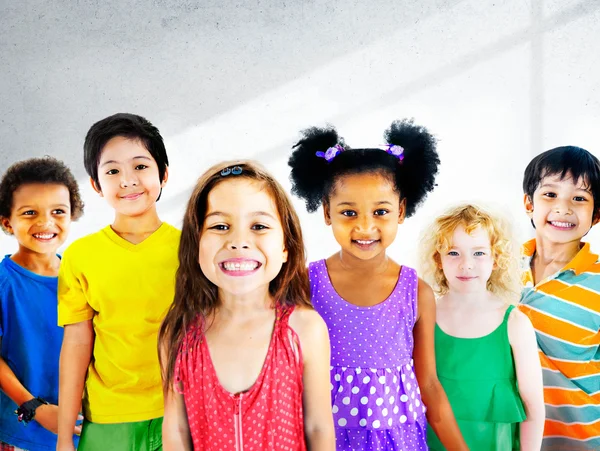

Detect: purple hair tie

[316,144,344,162]
[380,144,405,161]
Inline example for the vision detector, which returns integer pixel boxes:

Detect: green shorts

[78,417,163,451]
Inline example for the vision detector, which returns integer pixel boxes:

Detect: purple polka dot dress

[309,260,428,451]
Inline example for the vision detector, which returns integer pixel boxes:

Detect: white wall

[1,0,599,266]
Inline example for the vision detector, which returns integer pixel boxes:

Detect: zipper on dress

[233,393,243,450]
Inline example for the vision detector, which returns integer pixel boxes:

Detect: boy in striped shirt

[519,146,600,451]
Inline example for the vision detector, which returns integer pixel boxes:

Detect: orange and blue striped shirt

[519,239,600,451]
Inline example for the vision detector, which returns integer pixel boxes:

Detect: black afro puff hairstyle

[288,118,440,218]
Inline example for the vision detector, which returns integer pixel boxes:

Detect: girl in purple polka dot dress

[288,119,468,451]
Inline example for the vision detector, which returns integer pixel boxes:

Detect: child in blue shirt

[0,157,83,451]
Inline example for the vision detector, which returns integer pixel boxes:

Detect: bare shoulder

[288,307,330,366]
[417,277,434,297]
[508,305,533,327]
[434,293,450,314]
[289,306,328,338]
[416,278,435,310]
[507,306,536,344]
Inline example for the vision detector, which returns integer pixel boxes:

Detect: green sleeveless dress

[426,305,526,451]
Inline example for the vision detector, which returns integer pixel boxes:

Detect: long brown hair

[159,160,312,390]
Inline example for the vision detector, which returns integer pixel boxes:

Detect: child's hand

[35,403,59,434]
[36,404,83,436]
[74,413,84,435]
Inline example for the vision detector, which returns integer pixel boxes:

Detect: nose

[119,168,139,188]
[459,255,474,271]
[227,228,250,250]
[553,199,572,215]
[228,242,250,250]
[355,214,376,233]
[36,212,54,227]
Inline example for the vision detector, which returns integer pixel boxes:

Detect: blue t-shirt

[0,255,79,450]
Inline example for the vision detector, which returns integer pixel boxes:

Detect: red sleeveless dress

[175,306,306,450]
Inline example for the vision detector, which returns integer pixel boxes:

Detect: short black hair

[523,146,600,217]
[0,156,84,223]
[288,119,440,218]
[84,113,169,188]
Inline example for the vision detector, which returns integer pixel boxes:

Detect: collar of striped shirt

[522,239,599,277]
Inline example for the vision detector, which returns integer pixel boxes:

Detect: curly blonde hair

[419,204,520,303]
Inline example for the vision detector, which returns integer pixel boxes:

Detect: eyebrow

[100,155,153,168]
[336,201,394,207]
[17,203,70,210]
[449,245,490,250]
[539,182,591,192]
[205,211,278,220]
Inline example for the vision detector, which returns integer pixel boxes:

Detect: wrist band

[15,397,48,424]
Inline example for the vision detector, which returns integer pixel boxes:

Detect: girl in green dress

[420,204,545,451]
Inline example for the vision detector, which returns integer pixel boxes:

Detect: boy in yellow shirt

[56,113,180,451]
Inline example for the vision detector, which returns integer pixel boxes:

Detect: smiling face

[525,172,597,245]
[1,183,71,256]
[198,178,288,298]
[324,172,405,261]
[94,136,167,218]
[440,225,495,295]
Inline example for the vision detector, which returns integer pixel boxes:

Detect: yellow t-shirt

[58,223,180,424]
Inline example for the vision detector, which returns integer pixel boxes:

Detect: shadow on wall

[0,0,464,173]
[156,0,600,218]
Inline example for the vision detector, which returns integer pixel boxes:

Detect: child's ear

[282,247,288,263]
[398,198,407,225]
[161,167,169,187]
[593,208,600,226]
[90,178,103,197]
[323,202,332,226]
[1,217,13,234]
[524,194,534,217]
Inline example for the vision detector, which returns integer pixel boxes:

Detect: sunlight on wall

[1,0,598,265]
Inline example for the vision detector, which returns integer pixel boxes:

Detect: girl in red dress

[159,161,335,450]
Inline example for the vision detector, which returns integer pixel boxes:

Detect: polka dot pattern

[309,260,428,450]
[175,306,305,450]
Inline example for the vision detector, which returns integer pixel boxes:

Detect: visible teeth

[551,221,575,228]
[223,262,259,271]
[33,233,55,239]
[356,240,375,245]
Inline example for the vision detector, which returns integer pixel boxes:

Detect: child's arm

[0,347,68,435]
[160,342,193,451]
[57,320,93,451]
[291,308,335,450]
[413,279,468,450]
[508,309,545,451]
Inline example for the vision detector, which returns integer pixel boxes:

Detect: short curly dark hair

[0,157,84,223]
